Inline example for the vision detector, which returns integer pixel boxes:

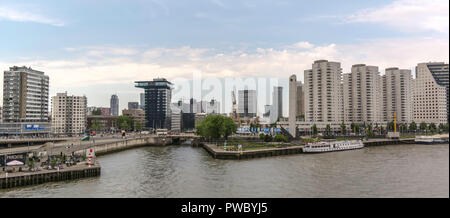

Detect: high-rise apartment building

[417,62,448,123]
[414,63,448,124]
[238,90,257,118]
[110,94,119,116]
[343,64,384,124]
[304,60,344,123]
[51,92,87,135]
[2,66,49,123]
[0,66,50,136]
[135,78,173,129]
[383,68,414,124]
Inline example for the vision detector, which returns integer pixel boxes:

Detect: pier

[0,163,100,189]
[201,138,418,160]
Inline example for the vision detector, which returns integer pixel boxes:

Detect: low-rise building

[122,109,145,130]
[87,115,119,132]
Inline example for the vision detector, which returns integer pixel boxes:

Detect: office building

[304,60,344,123]
[0,66,50,136]
[122,109,145,130]
[343,64,384,124]
[110,94,119,116]
[170,105,182,133]
[272,86,283,120]
[51,92,87,135]
[140,93,145,110]
[414,62,448,124]
[383,68,414,124]
[238,90,257,118]
[135,78,173,129]
[87,115,118,132]
[128,102,139,110]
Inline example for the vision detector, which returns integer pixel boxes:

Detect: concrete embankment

[92,136,172,156]
[201,143,303,160]
[0,164,100,190]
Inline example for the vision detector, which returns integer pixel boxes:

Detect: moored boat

[303,140,364,153]
[415,135,449,144]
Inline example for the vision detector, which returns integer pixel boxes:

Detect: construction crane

[231,91,241,126]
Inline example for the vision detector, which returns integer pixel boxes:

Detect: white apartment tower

[51,92,87,135]
[343,64,384,124]
[383,68,414,124]
[414,63,448,124]
[304,60,344,123]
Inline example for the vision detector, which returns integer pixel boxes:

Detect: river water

[1,143,448,198]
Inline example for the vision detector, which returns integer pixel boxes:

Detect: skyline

[0,0,449,114]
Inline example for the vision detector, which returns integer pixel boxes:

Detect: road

[0,133,148,155]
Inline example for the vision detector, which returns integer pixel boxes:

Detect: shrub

[274,134,288,143]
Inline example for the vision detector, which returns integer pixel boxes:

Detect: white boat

[303,140,364,153]
[415,135,449,144]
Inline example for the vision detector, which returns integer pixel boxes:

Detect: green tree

[340,122,347,135]
[409,122,417,132]
[91,118,103,131]
[387,121,395,132]
[195,115,237,140]
[135,120,143,131]
[92,109,102,115]
[117,116,133,131]
[326,124,331,136]
[419,122,427,133]
[428,123,437,134]
[312,124,318,136]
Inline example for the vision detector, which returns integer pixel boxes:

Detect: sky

[0,0,449,116]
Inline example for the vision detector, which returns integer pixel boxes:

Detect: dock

[201,138,417,160]
[0,163,100,189]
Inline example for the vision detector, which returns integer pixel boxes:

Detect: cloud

[0,5,65,26]
[345,0,449,33]
[0,37,448,112]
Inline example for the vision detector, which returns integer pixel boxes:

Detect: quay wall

[0,166,100,190]
[92,137,172,156]
[201,139,417,160]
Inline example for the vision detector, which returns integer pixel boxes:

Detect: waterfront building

[110,94,119,116]
[0,106,2,123]
[122,109,145,130]
[87,115,118,132]
[51,92,87,136]
[304,60,344,123]
[135,78,173,129]
[170,106,182,133]
[182,113,195,132]
[98,107,111,116]
[128,102,139,110]
[238,90,257,118]
[0,66,50,136]
[414,62,448,124]
[343,64,384,124]
[383,68,414,124]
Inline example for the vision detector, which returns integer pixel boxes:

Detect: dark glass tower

[135,78,173,129]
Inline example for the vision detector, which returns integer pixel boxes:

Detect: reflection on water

[1,144,448,198]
